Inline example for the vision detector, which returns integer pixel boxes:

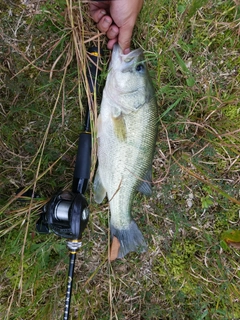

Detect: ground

[0,1,240,319]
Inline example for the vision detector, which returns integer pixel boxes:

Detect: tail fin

[110,220,147,259]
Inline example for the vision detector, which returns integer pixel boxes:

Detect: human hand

[89,0,144,54]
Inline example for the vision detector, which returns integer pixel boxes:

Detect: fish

[93,44,158,259]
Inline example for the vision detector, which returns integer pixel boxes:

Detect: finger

[107,38,118,50]
[106,25,119,40]
[97,16,112,33]
[89,4,107,23]
[118,24,134,54]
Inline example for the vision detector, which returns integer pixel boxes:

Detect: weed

[1,0,240,320]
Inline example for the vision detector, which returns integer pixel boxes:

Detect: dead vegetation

[0,1,240,319]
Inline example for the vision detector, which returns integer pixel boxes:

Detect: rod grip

[72,133,91,194]
[72,47,102,194]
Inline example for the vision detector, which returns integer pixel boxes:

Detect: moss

[1,0,240,319]
[214,206,240,233]
[222,105,240,121]
[153,239,200,298]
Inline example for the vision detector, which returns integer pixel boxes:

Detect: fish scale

[109,105,156,222]
[94,45,158,259]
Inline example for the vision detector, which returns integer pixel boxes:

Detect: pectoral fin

[112,114,127,141]
[93,168,106,203]
[137,168,153,196]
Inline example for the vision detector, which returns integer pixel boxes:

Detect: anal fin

[137,168,153,196]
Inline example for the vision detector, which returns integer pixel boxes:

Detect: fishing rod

[36,47,102,320]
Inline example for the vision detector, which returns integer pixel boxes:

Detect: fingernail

[102,17,111,28]
[97,10,106,21]
[109,25,119,37]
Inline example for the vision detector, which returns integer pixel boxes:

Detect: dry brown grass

[1,1,240,319]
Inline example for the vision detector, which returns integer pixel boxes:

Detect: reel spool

[36,190,89,240]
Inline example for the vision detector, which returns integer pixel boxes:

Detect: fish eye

[135,63,145,72]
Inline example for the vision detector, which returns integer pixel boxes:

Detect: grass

[0,0,240,319]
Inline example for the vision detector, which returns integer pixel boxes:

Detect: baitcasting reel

[36,46,100,241]
[36,190,89,240]
[35,46,102,320]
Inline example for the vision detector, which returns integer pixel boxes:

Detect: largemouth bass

[94,44,158,259]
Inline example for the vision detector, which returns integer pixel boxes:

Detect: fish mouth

[110,44,144,70]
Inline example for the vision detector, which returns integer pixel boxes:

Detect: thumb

[118,24,134,54]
